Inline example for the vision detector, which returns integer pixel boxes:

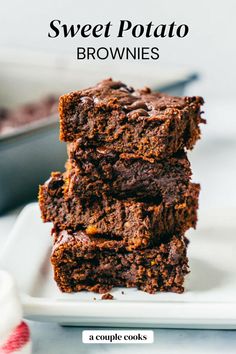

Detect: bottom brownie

[51,230,189,294]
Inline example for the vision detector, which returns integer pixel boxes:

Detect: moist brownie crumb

[51,230,189,294]
[66,147,192,203]
[59,78,205,159]
[39,172,199,250]
[101,293,114,300]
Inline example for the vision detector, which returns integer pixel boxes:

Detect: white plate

[1,203,236,329]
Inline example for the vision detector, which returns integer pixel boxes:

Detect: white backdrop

[0,0,235,99]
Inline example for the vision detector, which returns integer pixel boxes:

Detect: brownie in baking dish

[0,95,58,136]
[39,172,200,250]
[67,146,191,203]
[59,78,205,159]
[51,230,189,294]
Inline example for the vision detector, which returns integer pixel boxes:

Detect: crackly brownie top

[62,78,204,120]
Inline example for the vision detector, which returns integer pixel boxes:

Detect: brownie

[66,146,191,203]
[59,79,205,159]
[51,230,189,294]
[39,172,200,250]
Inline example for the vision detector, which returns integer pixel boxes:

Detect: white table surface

[1,99,236,353]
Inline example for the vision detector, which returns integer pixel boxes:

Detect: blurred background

[0,0,235,214]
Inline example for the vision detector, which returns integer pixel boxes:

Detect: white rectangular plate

[1,203,236,329]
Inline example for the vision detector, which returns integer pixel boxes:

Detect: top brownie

[59,78,205,159]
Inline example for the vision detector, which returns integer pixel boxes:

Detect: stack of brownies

[39,79,205,294]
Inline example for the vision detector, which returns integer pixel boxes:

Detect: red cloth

[0,321,30,354]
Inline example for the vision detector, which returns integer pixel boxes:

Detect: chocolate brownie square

[51,230,189,294]
[67,146,191,203]
[59,79,205,159]
[39,172,199,250]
